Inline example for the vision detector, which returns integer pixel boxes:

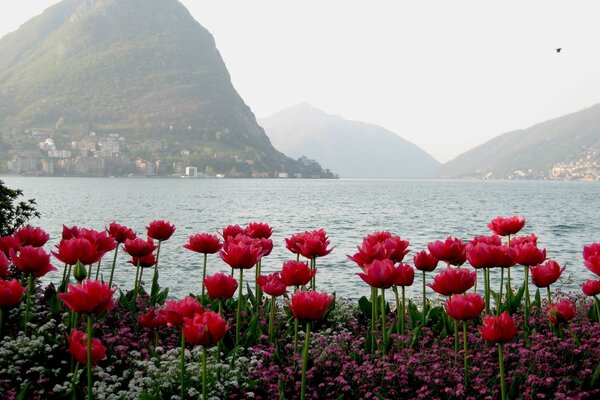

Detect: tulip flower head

[288,290,334,321]
[479,312,518,344]
[394,263,415,287]
[428,267,476,296]
[9,246,56,278]
[548,299,576,325]
[257,238,274,257]
[0,235,20,257]
[349,231,410,267]
[530,260,565,288]
[79,228,117,255]
[222,224,244,241]
[14,226,49,247]
[66,329,107,367]
[106,222,136,243]
[245,222,273,239]
[146,220,176,242]
[510,234,538,247]
[0,279,26,308]
[52,237,102,266]
[513,243,546,266]
[184,233,222,254]
[59,279,115,315]
[357,259,400,289]
[466,242,515,269]
[123,237,157,258]
[279,260,316,287]
[258,273,287,297]
[427,237,467,266]
[163,296,203,327]
[582,279,600,297]
[583,242,600,276]
[297,229,333,259]
[62,225,81,240]
[285,232,305,255]
[445,293,485,321]
[128,253,157,269]
[413,250,439,272]
[469,235,502,246]
[139,307,167,330]
[219,234,263,269]
[204,272,238,300]
[182,310,228,347]
[487,216,526,237]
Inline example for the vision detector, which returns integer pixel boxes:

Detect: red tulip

[128,253,157,269]
[0,235,20,257]
[530,260,565,288]
[279,260,315,287]
[258,273,287,297]
[222,224,244,241]
[123,237,157,258]
[285,232,305,255]
[466,243,515,269]
[0,252,10,278]
[427,237,467,266]
[583,242,600,276]
[348,231,410,267]
[139,307,167,329]
[469,235,502,246]
[582,279,600,296]
[288,290,334,321]
[204,272,238,300]
[106,222,136,243]
[510,234,538,247]
[428,267,476,296]
[62,225,81,240]
[0,279,26,308]
[52,238,102,266]
[413,250,439,272]
[479,312,518,343]
[78,228,117,255]
[182,310,228,346]
[394,263,415,287]
[384,236,411,263]
[147,220,176,242]
[245,222,273,239]
[548,299,576,324]
[220,234,263,269]
[357,259,400,289]
[9,246,56,278]
[184,233,222,254]
[446,293,485,321]
[297,229,333,259]
[14,226,49,247]
[257,238,274,257]
[513,243,546,266]
[487,216,526,236]
[58,279,115,315]
[163,296,203,327]
[66,329,106,367]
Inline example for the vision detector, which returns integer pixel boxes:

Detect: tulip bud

[73,262,87,282]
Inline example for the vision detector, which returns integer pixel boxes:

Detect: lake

[2,176,599,300]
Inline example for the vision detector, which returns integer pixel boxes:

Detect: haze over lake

[3,177,598,299]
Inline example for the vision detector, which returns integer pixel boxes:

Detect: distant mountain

[438,104,600,180]
[260,103,440,178]
[0,0,332,177]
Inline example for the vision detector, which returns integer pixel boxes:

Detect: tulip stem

[371,287,377,353]
[546,286,552,304]
[294,317,299,353]
[473,269,477,293]
[269,295,276,339]
[310,258,316,290]
[180,332,186,400]
[498,343,506,400]
[255,260,262,303]
[86,315,92,400]
[484,268,490,314]
[381,288,386,355]
[524,266,531,329]
[463,320,468,390]
[235,269,244,349]
[108,247,119,288]
[595,296,600,324]
[94,260,101,281]
[393,286,401,343]
[422,271,427,325]
[70,363,80,400]
[24,274,33,335]
[133,261,140,300]
[151,241,162,299]
[401,286,406,341]
[201,253,208,300]
[61,262,69,292]
[300,322,311,400]
[202,345,207,400]
[499,268,504,310]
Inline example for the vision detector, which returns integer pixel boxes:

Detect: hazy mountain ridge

[438,104,600,180]
[0,0,333,177]
[261,103,441,178]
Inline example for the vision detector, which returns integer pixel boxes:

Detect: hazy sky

[2,1,600,162]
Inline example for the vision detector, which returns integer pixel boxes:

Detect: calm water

[2,177,599,300]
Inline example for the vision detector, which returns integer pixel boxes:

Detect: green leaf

[358,296,372,319]
[407,300,422,326]
[15,384,30,400]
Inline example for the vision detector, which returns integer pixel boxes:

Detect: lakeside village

[2,130,332,179]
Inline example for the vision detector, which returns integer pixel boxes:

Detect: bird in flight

[556,48,562,53]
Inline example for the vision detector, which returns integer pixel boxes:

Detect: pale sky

[2,1,600,162]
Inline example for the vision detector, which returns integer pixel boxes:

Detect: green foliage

[0,179,40,236]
